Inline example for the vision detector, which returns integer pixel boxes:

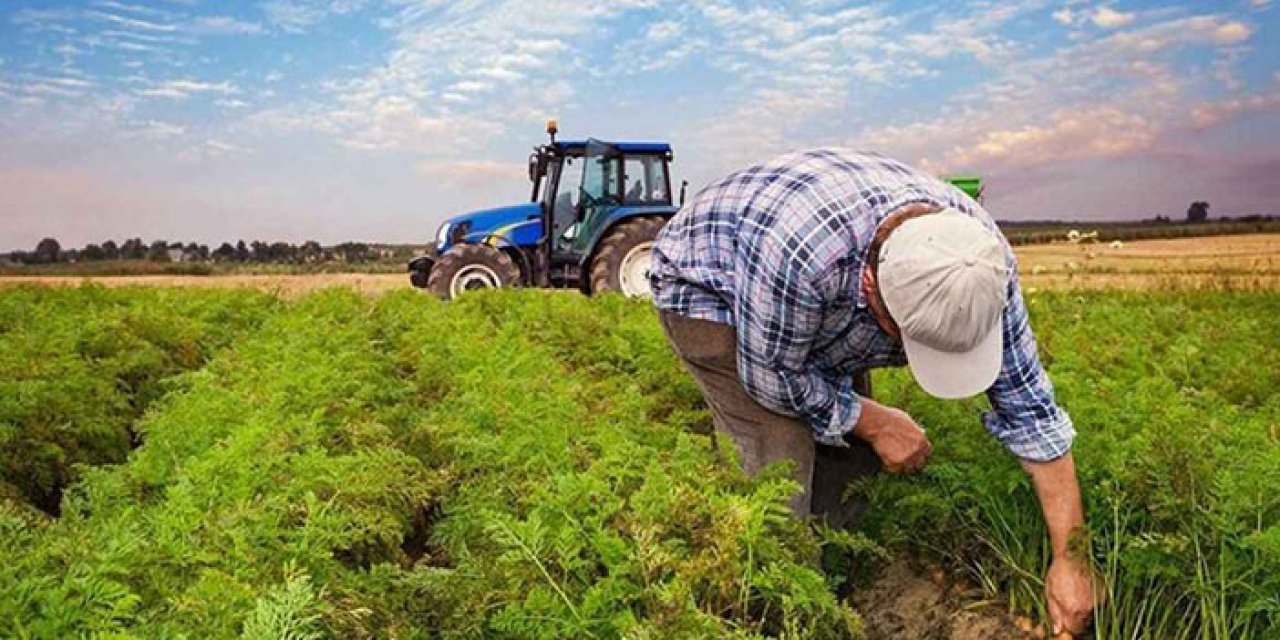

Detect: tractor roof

[554,140,672,154]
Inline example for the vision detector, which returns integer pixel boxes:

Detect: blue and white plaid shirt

[651,149,1074,462]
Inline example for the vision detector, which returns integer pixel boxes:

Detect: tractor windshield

[581,139,623,208]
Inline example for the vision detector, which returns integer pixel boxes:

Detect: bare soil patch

[853,560,1043,640]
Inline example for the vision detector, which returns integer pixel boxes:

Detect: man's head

[863,205,1011,399]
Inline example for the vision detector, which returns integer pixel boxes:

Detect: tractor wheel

[589,217,665,298]
[426,244,521,300]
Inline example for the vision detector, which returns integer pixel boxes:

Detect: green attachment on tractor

[945,175,984,202]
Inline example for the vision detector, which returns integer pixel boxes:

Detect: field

[1,269,1278,638]
[3,234,1277,297]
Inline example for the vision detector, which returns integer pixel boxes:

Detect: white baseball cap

[877,208,1011,399]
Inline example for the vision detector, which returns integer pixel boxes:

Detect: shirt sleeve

[732,233,861,446]
[983,270,1076,462]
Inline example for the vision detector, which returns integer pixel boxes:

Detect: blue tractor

[409,121,683,299]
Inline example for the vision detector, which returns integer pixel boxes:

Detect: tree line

[5,238,413,266]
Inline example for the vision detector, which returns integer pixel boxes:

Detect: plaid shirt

[651,149,1074,462]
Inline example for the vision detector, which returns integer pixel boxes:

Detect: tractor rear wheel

[427,244,521,300]
[589,217,665,298]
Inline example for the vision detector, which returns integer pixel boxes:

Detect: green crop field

[1,286,1277,639]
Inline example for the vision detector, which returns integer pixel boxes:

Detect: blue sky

[1,0,1277,250]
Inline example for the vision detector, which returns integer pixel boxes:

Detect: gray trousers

[660,310,880,526]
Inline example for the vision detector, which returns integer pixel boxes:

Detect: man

[649,149,1094,635]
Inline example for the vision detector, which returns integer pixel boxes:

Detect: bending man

[650,149,1094,635]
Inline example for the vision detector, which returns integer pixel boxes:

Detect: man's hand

[1045,555,1095,635]
[852,399,932,474]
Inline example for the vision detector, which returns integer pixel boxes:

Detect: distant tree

[300,240,323,263]
[34,238,61,264]
[102,240,120,259]
[196,244,210,261]
[234,240,250,262]
[147,240,170,262]
[121,238,146,260]
[212,242,236,261]
[334,242,371,263]
[81,244,106,260]
[268,242,295,262]
[1187,201,1210,224]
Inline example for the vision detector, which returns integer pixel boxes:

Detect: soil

[852,560,1045,640]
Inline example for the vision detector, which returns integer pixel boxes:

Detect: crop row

[0,286,277,514]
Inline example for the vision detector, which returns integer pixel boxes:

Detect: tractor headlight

[435,222,453,249]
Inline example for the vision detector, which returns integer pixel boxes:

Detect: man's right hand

[852,399,932,474]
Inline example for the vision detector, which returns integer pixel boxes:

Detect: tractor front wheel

[589,217,665,298]
[427,244,521,300]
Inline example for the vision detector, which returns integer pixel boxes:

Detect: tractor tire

[589,216,665,298]
[409,268,429,289]
[426,244,521,300]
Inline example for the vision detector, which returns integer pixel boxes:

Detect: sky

[1,0,1278,251]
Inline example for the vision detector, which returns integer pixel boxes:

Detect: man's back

[650,148,995,325]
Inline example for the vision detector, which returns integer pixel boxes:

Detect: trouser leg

[658,311,815,516]
[810,369,882,530]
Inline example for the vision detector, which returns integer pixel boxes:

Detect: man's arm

[985,272,1094,634]
[1024,453,1093,635]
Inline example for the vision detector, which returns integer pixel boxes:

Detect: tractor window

[552,157,584,248]
[623,156,670,205]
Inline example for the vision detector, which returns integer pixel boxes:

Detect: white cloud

[193,16,266,35]
[1190,92,1280,129]
[854,8,1266,180]
[137,79,239,100]
[135,120,185,139]
[88,10,178,32]
[1092,6,1135,28]
[263,0,368,33]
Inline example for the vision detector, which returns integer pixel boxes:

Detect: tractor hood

[436,202,541,251]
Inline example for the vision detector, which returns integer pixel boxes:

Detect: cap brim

[901,318,1004,399]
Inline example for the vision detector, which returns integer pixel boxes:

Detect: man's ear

[861,264,876,298]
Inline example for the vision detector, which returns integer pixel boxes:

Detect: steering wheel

[578,188,601,209]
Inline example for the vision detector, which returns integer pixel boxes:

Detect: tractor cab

[410,121,680,299]
[530,135,676,289]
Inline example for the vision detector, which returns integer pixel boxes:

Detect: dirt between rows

[855,560,1048,640]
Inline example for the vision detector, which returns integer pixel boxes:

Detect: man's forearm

[1021,451,1085,557]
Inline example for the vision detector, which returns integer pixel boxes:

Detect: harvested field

[1016,233,1280,290]
[3,234,1277,295]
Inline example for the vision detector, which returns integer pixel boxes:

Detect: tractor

[409,121,680,299]
[408,121,986,300]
